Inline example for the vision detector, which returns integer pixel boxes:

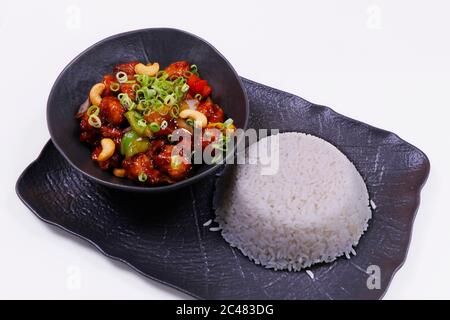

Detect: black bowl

[47,28,249,193]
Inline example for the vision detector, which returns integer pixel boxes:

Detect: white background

[1,0,448,299]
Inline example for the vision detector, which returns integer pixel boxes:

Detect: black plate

[17,78,429,300]
[47,28,249,193]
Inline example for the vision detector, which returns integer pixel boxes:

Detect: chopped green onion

[194,93,202,100]
[138,172,147,182]
[87,105,100,117]
[132,84,141,91]
[167,134,173,142]
[88,114,101,128]
[135,74,155,87]
[160,120,168,130]
[163,94,176,106]
[116,71,128,83]
[223,118,234,127]
[186,118,194,127]
[183,71,193,78]
[169,104,180,118]
[109,82,120,92]
[137,119,147,127]
[118,93,136,110]
[149,122,160,132]
[156,71,168,79]
[181,83,189,93]
[136,102,145,112]
[143,107,153,116]
[190,64,198,73]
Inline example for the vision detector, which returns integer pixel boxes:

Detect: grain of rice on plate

[214,132,372,271]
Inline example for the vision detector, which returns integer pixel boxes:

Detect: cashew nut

[134,63,160,76]
[97,138,115,162]
[113,168,126,178]
[179,109,208,128]
[89,83,106,106]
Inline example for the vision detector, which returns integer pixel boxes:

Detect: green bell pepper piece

[121,130,150,158]
[124,110,152,137]
[125,138,150,158]
[120,131,140,155]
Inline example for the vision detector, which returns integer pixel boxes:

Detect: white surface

[0,0,448,299]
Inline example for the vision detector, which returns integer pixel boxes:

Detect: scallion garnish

[137,119,147,127]
[87,105,100,117]
[149,122,160,132]
[194,93,202,101]
[109,82,120,92]
[160,120,168,130]
[169,104,180,118]
[181,83,189,93]
[138,172,148,182]
[116,71,128,83]
[223,118,234,127]
[88,114,101,128]
[118,93,136,110]
[163,94,176,106]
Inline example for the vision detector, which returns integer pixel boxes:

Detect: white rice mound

[215,132,372,271]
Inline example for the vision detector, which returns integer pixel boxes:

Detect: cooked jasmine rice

[215,132,372,271]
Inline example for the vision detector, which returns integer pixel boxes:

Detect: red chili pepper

[187,74,212,97]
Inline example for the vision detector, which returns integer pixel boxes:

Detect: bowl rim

[47,27,249,193]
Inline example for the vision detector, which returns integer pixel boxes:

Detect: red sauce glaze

[122,153,165,185]
[113,61,139,76]
[102,74,116,97]
[91,146,122,171]
[99,96,126,126]
[197,99,224,123]
[143,111,177,137]
[164,61,189,78]
[119,83,136,101]
[154,145,192,181]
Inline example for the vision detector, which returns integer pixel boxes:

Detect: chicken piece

[79,112,99,145]
[154,145,192,181]
[122,153,163,185]
[146,138,166,157]
[113,61,139,76]
[197,99,224,123]
[143,111,177,136]
[102,74,116,97]
[119,82,136,100]
[100,125,122,146]
[99,96,126,126]
[164,61,189,78]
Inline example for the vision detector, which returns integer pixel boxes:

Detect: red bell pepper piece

[187,74,212,97]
